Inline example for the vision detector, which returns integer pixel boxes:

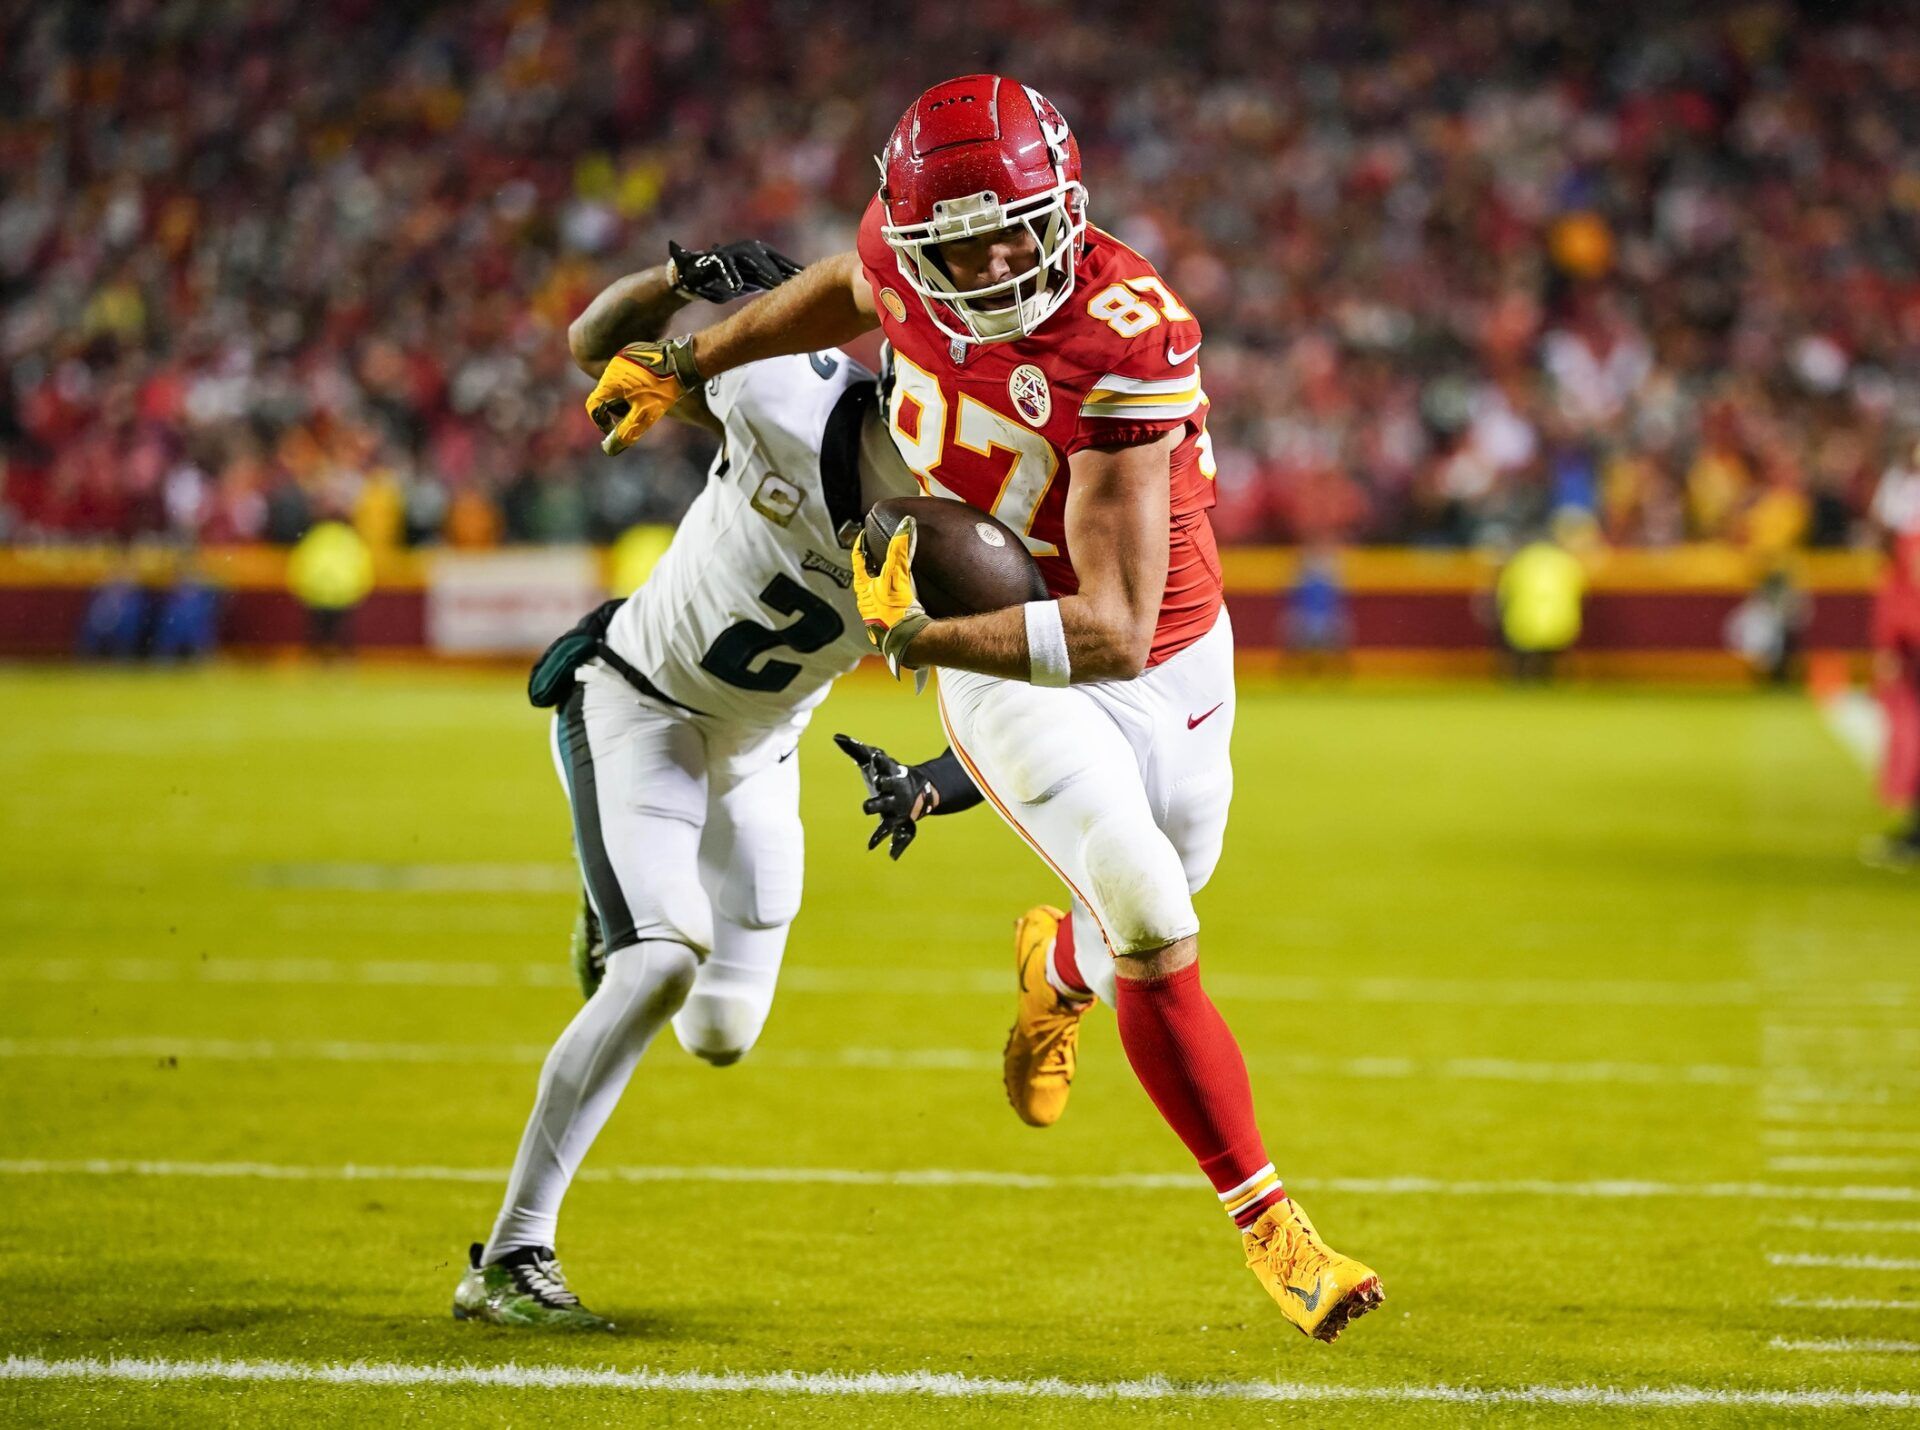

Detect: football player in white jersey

[454,240,977,1329]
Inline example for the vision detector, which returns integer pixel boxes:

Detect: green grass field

[1,665,1916,1426]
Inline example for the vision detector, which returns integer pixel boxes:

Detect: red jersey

[1876,533,1920,657]
[856,198,1222,666]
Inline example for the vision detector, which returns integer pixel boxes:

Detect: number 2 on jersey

[699,574,844,692]
[886,351,1060,557]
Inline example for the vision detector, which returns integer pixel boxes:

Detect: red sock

[1113,961,1286,1229]
[1046,912,1093,1000]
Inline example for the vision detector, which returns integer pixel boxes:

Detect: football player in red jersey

[1865,446,1920,867]
[584,75,1383,1341]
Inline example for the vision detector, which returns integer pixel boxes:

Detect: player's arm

[862,431,1177,683]
[588,253,877,454]
[691,252,878,377]
[568,258,719,433]
[832,735,982,859]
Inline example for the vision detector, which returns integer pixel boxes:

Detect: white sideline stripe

[1769,1217,1920,1235]
[2,1158,1917,1204]
[1771,1338,1920,1356]
[12,957,1915,1010]
[1769,1253,1920,1271]
[1777,1296,1920,1311]
[0,1354,1912,1409]
[0,1037,1829,1090]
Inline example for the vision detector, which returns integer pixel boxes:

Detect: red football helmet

[877,75,1087,345]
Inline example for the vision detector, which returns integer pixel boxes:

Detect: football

[860,496,1049,618]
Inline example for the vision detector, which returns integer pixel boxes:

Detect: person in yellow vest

[1496,523,1587,681]
[287,517,375,657]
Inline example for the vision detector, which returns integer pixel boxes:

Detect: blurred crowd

[3,0,1918,552]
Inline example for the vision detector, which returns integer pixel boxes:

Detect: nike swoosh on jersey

[1187,703,1224,730]
[1166,340,1201,366]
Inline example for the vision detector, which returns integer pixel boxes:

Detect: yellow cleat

[1243,1196,1385,1342]
[1002,905,1089,1127]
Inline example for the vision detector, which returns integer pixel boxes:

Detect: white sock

[1048,902,1115,1005]
[483,939,698,1262]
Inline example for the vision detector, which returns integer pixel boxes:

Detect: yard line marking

[1763,1102,1920,1124]
[1768,1217,1920,1235]
[1771,1338,1920,1356]
[249,863,578,894]
[1764,1085,1905,1108]
[1764,1130,1920,1150]
[1776,1296,1920,1311]
[1769,1155,1920,1174]
[10,958,1914,1009]
[1768,1253,1920,1271]
[0,1354,1913,1409]
[2,1159,1916,1204]
[0,1037,1815,1089]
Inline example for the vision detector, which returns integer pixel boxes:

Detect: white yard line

[1776,1296,1920,1311]
[1769,1155,1920,1174]
[1768,1253,1920,1271]
[7,956,1914,1009]
[1771,1338,1920,1356]
[2,1158,1916,1204]
[1764,1131,1920,1150]
[1768,1217,1920,1235]
[0,1354,1911,1409]
[0,1036,1821,1089]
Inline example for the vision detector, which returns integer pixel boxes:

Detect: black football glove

[668,239,804,304]
[834,733,940,860]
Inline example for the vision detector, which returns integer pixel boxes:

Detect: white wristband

[1024,600,1071,688]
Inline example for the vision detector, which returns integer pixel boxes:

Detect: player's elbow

[566,320,608,378]
[1073,614,1154,682]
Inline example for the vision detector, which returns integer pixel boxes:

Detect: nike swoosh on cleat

[1286,1279,1324,1314]
[1166,340,1201,366]
[1186,703,1223,730]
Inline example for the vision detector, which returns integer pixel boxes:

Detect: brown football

[860,496,1049,618]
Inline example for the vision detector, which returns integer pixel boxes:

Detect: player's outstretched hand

[587,337,701,455]
[834,733,939,860]
[668,239,804,304]
[851,517,931,676]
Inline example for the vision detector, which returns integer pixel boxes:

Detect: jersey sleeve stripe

[1080,399,1203,421]
[1085,370,1201,397]
[1080,378,1203,421]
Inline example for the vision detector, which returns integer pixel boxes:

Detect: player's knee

[1081,817,1197,957]
[672,989,772,1067]
[712,823,803,929]
[602,941,699,1026]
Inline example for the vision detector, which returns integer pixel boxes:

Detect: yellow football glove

[851,517,932,676]
[586,337,701,455]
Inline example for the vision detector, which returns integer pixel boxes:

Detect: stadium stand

[2,0,1916,555]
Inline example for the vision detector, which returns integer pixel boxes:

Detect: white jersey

[603,351,904,731]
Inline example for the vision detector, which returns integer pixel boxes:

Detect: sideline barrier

[0,544,1884,678]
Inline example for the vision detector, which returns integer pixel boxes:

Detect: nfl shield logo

[1008,365,1051,427]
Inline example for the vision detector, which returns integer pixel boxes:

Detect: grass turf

[0,664,1915,1426]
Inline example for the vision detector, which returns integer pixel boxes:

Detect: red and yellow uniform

[857,199,1221,668]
